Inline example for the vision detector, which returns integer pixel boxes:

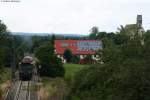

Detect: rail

[4,66,38,100]
[16,81,30,100]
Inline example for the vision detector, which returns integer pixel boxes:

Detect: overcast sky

[0,0,150,34]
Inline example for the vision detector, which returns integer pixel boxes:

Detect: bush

[0,49,5,69]
[70,37,150,100]
[71,56,80,64]
[71,59,150,100]
[40,58,65,77]
[63,49,73,63]
[35,42,65,77]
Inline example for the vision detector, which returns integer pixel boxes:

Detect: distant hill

[12,32,87,38]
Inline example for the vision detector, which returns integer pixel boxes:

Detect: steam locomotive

[19,56,35,80]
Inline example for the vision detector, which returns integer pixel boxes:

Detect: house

[55,40,102,63]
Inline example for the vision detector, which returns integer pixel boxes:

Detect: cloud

[0,0,150,34]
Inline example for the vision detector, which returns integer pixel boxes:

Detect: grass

[0,68,11,84]
[0,67,11,99]
[39,77,69,100]
[38,63,87,99]
[64,63,87,83]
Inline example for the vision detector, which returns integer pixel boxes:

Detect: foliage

[71,55,80,64]
[35,42,65,77]
[0,20,12,68]
[0,21,26,69]
[0,68,11,84]
[89,26,99,39]
[70,33,150,100]
[51,34,56,45]
[40,77,69,100]
[31,35,51,53]
[0,49,5,68]
[0,20,7,35]
[101,37,124,64]
[63,49,73,63]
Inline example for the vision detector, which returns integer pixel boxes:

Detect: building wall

[55,40,102,63]
[55,40,102,55]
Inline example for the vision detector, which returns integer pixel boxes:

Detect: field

[64,63,87,83]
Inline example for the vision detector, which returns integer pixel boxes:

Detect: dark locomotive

[19,56,35,80]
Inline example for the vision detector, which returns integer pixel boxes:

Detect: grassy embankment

[39,63,86,100]
[0,68,11,84]
[0,68,11,99]
[39,77,69,100]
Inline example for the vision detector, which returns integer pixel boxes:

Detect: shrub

[70,37,150,100]
[63,49,73,63]
[35,42,65,77]
[71,55,80,64]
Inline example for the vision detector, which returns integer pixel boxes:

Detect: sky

[0,0,150,35]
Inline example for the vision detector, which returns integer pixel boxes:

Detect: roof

[55,40,102,55]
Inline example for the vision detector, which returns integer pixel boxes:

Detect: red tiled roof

[55,40,102,55]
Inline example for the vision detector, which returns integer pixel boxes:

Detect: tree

[35,42,65,77]
[89,26,99,39]
[70,34,150,100]
[71,55,80,64]
[63,49,73,63]
[0,20,11,68]
[96,32,107,39]
[90,26,99,34]
[101,37,122,64]
[0,20,7,35]
[16,41,30,65]
[51,34,56,45]
[0,49,5,68]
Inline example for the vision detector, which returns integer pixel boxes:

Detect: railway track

[15,81,30,100]
[5,67,39,100]
[5,81,31,100]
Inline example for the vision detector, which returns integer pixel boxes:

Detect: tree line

[69,26,150,100]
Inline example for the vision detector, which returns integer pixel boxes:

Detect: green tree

[70,34,150,100]
[0,20,7,35]
[90,26,99,34]
[0,49,5,68]
[96,32,107,39]
[89,26,99,39]
[35,42,65,77]
[71,55,80,64]
[51,34,56,45]
[0,20,11,68]
[63,49,73,63]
